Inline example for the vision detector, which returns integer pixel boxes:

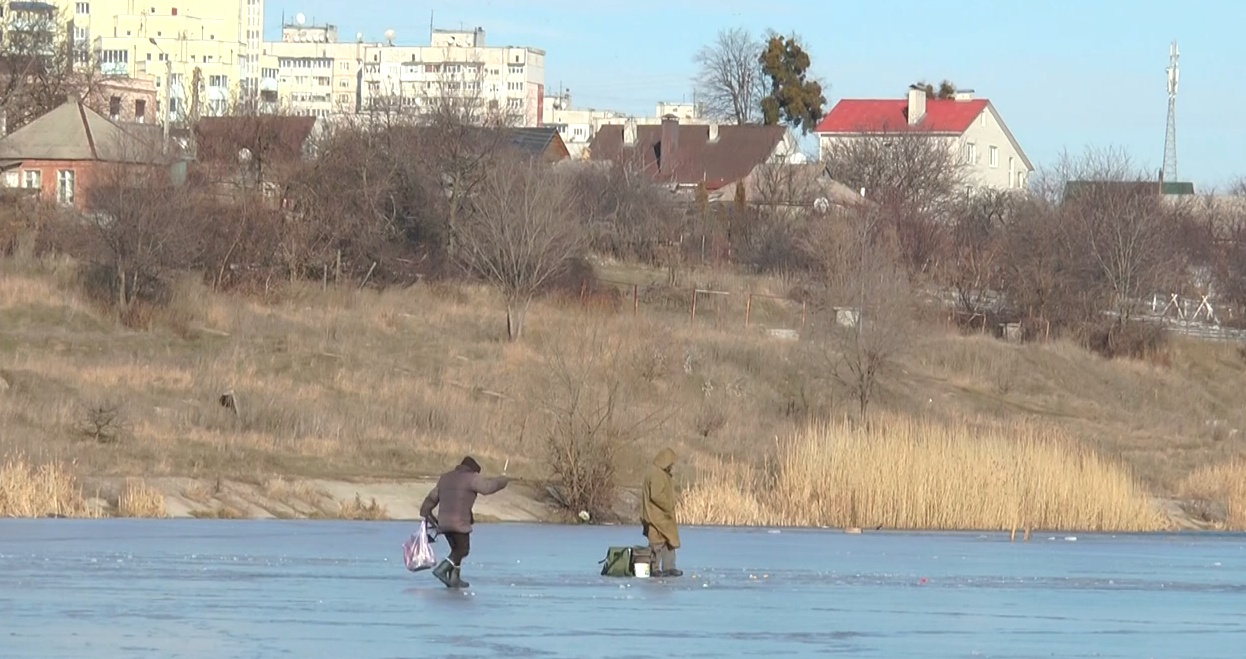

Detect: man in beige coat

[641,447,682,577]
[420,456,510,588]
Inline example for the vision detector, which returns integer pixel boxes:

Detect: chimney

[907,86,926,126]
[659,114,679,175]
[708,123,719,143]
[623,117,637,146]
[954,88,975,101]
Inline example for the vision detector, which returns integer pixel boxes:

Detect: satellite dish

[356,32,363,43]
[384,29,395,44]
[295,12,305,25]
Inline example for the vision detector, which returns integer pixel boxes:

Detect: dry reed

[117,478,167,518]
[681,416,1165,532]
[1180,460,1246,530]
[334,493,388,520]
[0,454,88,517]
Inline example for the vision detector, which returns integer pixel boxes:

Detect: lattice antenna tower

[1163,40,1179,182]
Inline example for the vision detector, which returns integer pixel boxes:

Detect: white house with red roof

[814,87,1033,191]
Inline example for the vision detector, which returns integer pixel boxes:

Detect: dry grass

[681,416,1165,532]
[332,493,388,520]
[116,477,167,518]
[2,251,1246,527]
[0,454,89,517]
[1180,460,1246,530]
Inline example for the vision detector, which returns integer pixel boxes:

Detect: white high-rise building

[263,24,547,126]
[51,0,264,121]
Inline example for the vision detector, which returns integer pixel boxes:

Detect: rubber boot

[431,559,455,587]
[450,565,470,589]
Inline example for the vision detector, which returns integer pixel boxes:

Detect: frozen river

[1,520,1243,658]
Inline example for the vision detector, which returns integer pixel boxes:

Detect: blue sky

[270,0,1246,189]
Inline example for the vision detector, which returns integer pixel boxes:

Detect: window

[73,27,88,41]
[1008,157,1016,188]
[262,67,278,79]
[23,170,41,190]
[209,75,227,87]
[76,2,89,14]
[980,112,987,127]
[100,49,129,64]
[507,64,523,75]
[507,81,524,91]
[57,170,75,205]
[964,143,976,165]
[108,95,121,118]
[295,76,309,86]
[315,76,330,86]
[1017,171,1026,189]
[507,98,522,109]
[338,79,349,88]
[339,61,351,71]
[135,99,146,121]
[988,145,998,168]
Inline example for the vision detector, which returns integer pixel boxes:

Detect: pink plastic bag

[402,520,437,572]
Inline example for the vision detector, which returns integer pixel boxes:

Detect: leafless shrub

[536,325,665,519]
[694,402,729,439]
[78,400,128,444]
[458,155,588,341]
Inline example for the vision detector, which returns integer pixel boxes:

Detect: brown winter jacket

[419,464,510,534]
[641,447,680,549]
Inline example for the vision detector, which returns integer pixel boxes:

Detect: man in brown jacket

[419,456,510,588]
[641,447,682,577]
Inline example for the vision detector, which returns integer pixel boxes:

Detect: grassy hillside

[2,253,1245,528]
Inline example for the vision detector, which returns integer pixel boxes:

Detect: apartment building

[263,24,547,126]
[59,0,263,121]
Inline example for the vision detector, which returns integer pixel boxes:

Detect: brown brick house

[0,99,166,209]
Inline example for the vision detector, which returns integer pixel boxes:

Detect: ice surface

[1,520,1243,658]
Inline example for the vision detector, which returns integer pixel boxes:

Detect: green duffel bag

[599,546,632,577]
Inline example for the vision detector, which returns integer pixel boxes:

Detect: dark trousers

[445,531,471,566]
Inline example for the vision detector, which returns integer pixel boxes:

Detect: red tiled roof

[814,98,989,134]
[588,123,786,190]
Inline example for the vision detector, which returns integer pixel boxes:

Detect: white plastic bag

[402,520,437,572]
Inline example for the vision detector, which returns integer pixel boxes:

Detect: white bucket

[633,562,650,578]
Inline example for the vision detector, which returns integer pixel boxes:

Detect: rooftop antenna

[429,10,434,42]
[1163,40,1179,183]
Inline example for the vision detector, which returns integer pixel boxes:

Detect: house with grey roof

[0,99,168,209]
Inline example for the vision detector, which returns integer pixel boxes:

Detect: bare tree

[458,155,587,341]
[419,65,516,259]
[824,207,913,418]
[81,165,199,306]
[824,129,967,276]
[1060,179,1182,328]
[569,159,684,269]
[945,188,1013,316]
[693,27,763,125]
[0,6,103,134]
